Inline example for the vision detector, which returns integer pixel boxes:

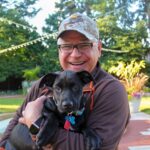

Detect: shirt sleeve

[50,79,130,150]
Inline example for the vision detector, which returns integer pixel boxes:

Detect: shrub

[109,60,149,96]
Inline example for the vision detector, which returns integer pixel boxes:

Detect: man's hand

[19,95,47,128]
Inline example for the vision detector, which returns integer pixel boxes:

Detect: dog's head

[40,70,93,113]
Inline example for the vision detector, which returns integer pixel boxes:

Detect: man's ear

[39,72,59,88]
[98,40,102,57]
[76,71,93,85]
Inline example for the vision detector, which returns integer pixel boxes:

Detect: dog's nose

[62,101,73,110]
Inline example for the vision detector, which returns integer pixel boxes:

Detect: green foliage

[109,60,145,80]
[23,66,41,81]
[108,60,149,95]
[44,0,149,71]
[0,0,58,83]
[0,0,149,91]
[93,0,149,69]
[1,0,40,17]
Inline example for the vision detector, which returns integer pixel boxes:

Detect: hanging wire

[0,4,131,54]
[0,33,57,54]
[0,17,36,32]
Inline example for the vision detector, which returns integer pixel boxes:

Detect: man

[0,12,130,150]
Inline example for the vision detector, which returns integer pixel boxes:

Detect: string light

[0,5,130,54]
[0,17,36,32]
[0,33,57,54]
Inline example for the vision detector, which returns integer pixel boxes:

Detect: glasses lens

[58,45,73,53]
[58,43,93,54]
[78,43,93,52]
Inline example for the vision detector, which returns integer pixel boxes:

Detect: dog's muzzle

[62,101,74,112]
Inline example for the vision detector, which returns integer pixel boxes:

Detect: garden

[0,0,150,115]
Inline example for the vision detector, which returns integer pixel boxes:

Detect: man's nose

[70,47,82,57]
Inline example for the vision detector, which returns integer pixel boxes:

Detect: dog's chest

[58,111,86,132]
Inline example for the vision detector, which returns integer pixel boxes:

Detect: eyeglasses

[58,43,93,54]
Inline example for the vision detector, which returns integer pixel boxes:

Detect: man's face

[57,31,101,73]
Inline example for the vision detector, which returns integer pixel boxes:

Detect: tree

[0,0,45,84]
[0,0,40,17]
[0,0,149,90]
[43,0,149,60]
[45,0,149,86]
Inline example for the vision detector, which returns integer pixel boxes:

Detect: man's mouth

[69,62,85,65]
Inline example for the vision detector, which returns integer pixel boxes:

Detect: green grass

[140,97,150,114]
[0,98,24,113]
[0,96,150,114]
[0,98,24,105]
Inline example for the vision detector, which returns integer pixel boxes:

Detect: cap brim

[57,29,97,42]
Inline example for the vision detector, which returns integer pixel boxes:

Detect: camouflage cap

[57,13,99,42]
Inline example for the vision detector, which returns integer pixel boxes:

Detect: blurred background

[0,0,149,114]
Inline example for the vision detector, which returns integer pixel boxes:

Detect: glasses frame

[58,43,93,54]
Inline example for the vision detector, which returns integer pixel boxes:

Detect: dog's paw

[83,128,101,150]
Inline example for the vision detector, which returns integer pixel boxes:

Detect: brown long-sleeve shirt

[0,64,130,150]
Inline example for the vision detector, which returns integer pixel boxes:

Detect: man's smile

[69,61,86,65]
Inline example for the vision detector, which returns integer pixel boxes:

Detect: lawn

[0,96,150,114]
[0,98,24,113]
[139,97,150,114]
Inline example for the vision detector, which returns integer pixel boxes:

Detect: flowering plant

[109,60,149,100]
[132,92,142,99]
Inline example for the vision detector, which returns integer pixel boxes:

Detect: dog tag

[64,120,71,130]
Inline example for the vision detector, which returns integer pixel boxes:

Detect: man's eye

[78,44,91,49]
[72,85,78,91]
[62,45,72,50]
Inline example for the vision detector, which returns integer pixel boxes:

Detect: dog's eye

[55,86,61,93]
[72,85,78,91]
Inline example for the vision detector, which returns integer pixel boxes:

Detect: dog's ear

[77,71,93,85]
[39,72,59,88]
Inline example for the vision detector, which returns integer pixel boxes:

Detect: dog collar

[64,107,85,130]
[69,107,85,116]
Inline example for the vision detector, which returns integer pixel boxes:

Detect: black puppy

[5,70,101,150]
